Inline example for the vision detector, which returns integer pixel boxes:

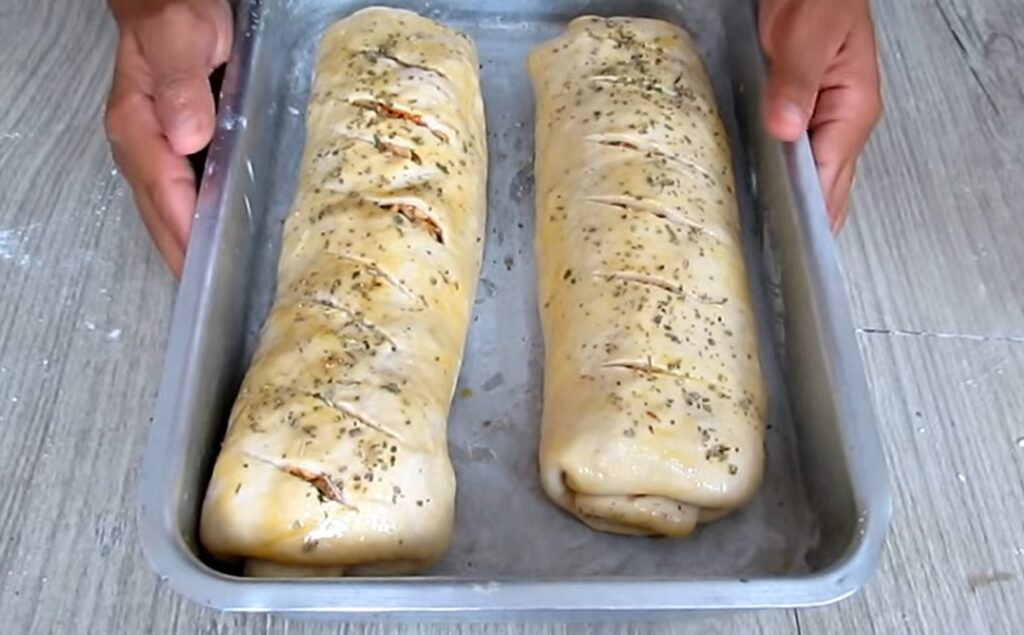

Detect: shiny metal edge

[135,0,893,617]
[779,131,893,590]
[728,0,892,595]
[136,0,262,604]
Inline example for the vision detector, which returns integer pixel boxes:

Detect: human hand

[104,0,233,275]
[758,0,883,232]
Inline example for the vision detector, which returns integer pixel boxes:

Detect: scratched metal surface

[234,0,815,578]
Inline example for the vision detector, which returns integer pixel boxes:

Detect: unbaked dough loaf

[199,6,487,574]
[528,16,766,538]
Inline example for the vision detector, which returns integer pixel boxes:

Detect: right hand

[104,0,233,276]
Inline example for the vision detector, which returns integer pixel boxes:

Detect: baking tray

[137,0,892,620]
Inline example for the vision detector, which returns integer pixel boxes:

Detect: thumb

[141,5,230,156]
[760,6,842,142]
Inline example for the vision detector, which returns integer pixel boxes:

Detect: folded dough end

[573,493,701,538]
[540,423,763,538]
[243,560,349,578]
[542,463,748,538]
[199,446,455,573]
[243,558,432,578]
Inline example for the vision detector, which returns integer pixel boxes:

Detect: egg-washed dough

[528,16,766,538]
[199,7,487,575]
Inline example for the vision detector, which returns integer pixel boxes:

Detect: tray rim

[136,0,893,617]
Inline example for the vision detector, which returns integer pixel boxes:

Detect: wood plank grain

[797,333,1024,635]
[839,0,1024,336]
[0,126,178,635]
[0,0,114,135]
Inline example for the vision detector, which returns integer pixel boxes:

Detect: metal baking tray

[138,0,892,620]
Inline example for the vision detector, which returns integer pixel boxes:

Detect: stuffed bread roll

[199,6,487,574]
[528,16,766,538]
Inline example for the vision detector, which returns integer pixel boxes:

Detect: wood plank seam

[857,328,1024,344]
[933,0,1001,114]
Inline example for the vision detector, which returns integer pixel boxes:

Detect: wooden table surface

[1,0,1022,633]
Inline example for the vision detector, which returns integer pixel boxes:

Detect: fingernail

[776,100,805,130]
[173,111,201,139]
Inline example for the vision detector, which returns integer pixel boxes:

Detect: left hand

[758,0,883,232]
[104,0,234,276]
